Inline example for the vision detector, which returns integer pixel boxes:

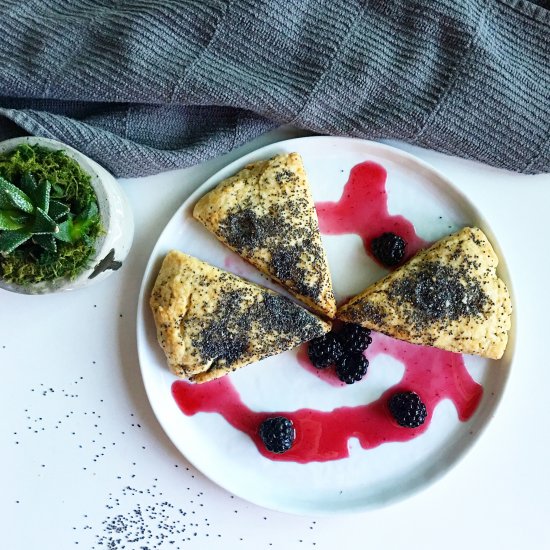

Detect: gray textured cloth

[0,0,549,178]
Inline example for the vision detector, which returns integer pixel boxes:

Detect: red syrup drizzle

[171,160,484,463]
[172,334,482,463]
[316,161,428,261]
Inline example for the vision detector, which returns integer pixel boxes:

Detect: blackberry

[308,332,343,369]
[259,416,295,453]
[335,353,369,384]
[388,391,427,428]
[371,232,406,267]
[339,324,372,354]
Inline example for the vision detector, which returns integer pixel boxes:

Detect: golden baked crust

[193,152,337,318]
[150,250,331,383]
[337,227,512,359]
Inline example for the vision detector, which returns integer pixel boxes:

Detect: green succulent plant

[0,172,99,255]
[0,144,103,285]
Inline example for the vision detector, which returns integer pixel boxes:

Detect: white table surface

[2,128,549,550]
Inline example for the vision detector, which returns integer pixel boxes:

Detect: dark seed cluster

[274,168,297,184]
[92,485,197,548]
[219,209,277,253]
[192,288,326,372]
[14,377,322,547]
[270,241,324,300]
[17,378,149,474]
[81,478,321,548]
[387,261,488,330]
[343,302,388,326]
[8,302,324,547]
[217,197,326,302]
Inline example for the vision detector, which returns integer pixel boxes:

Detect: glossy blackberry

[259,416,295,453]
[371,232,406,267]
[308,332,344,369]
[388,391,427,428]
[335,353,369,384]
[339,324,372,354]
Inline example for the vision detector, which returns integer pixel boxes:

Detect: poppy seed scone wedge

[193,153,337,317]
[337,227,512,359]
[150,250,331,383]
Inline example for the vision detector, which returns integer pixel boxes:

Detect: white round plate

[136,137,514,514]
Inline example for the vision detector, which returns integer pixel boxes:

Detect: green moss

[0,144,103,285]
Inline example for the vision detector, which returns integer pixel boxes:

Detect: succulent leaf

[34,180,51,213]
[48,199,70,221]
[0,209,27,231]
[55,201,99,244]
[0,230,31,255]
[0,165,99,255]
[19,172,38,198]
[73,201,99,240]
[0,176,34,213]
[83,201,99,219]
[0,174,68,252]
[50,182,65,199]
[32,207,58,234]
[55,218,74,243]
[32,233,57,253]
[0,144,103,283]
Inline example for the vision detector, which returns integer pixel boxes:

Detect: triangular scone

[150,250,331,383]
[337,227,512,359]
[193,153,337,318]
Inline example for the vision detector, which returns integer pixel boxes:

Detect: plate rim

[136,135,516,515]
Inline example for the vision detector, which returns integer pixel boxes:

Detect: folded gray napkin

[1,0,548,177]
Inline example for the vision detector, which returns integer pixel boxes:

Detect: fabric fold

[1,0,548,177]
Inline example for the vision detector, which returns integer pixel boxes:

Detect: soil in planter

[0,144,103,285]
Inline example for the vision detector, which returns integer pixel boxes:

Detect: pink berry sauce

[171,160,483,463]
[172,334,481,463]
[316,160,428,262]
